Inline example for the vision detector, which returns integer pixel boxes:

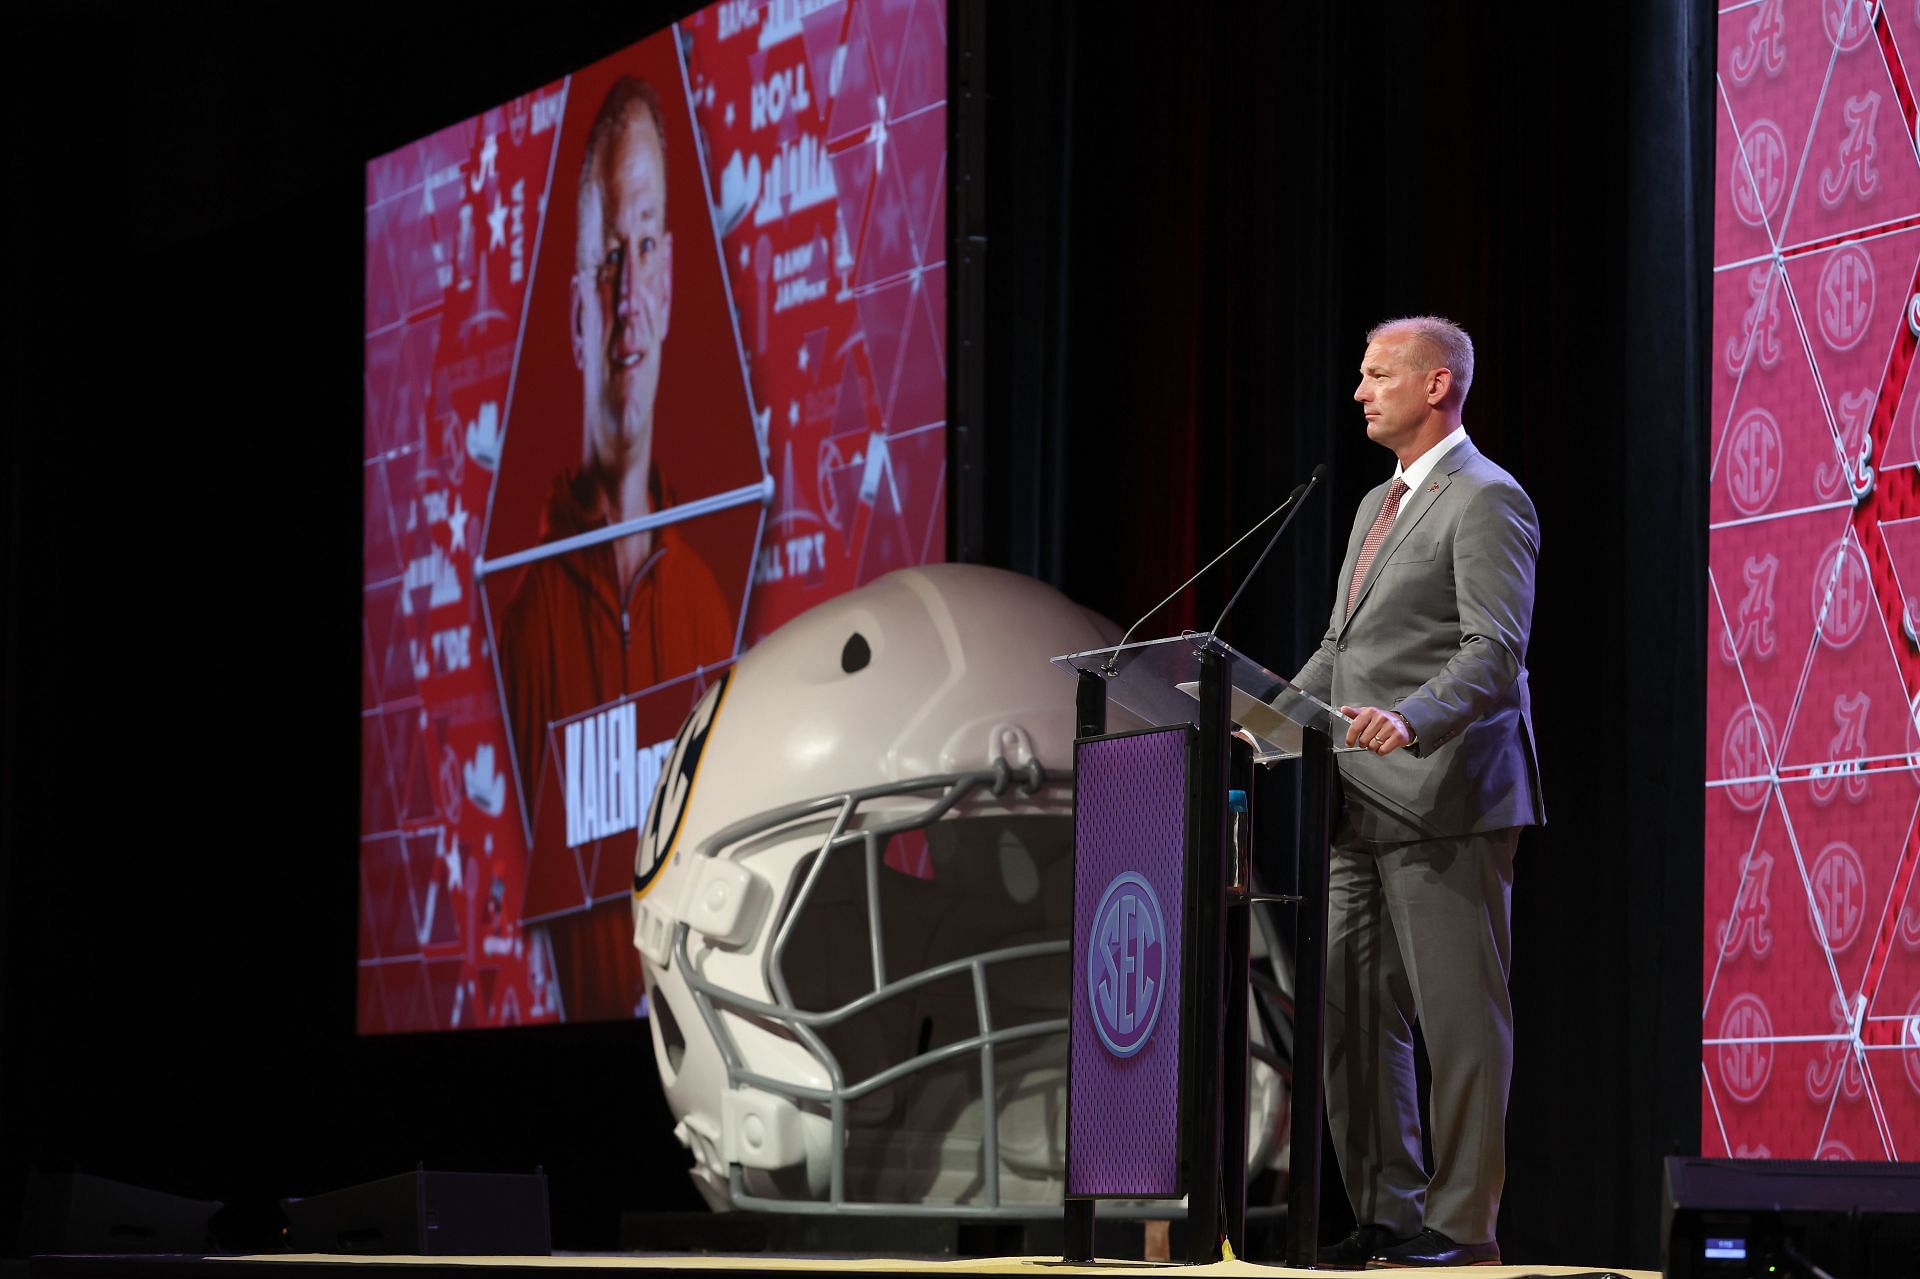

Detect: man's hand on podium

[1341,704,1412,756]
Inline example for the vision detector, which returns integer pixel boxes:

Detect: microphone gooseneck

[1206,462,1328,644]
[1100,464,1325,676]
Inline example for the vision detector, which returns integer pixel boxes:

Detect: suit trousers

[1323,812,1519,1245]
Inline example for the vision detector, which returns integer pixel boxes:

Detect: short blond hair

[1368,315,1474,409]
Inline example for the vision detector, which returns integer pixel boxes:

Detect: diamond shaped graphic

[1878,515,1920,654]
[1708,550,1774,794]
[1783,228,1920,485]
[1777,777,1920,1000]
[1879,340,1920,470]
[1782,13,1920,248]
[853,136,923,290]
[1706,780,1772,998]
[889,104,945,274]
[1705,785,1850,1038]
[887,0,944,120]
[826,0,881,147]
[1711,506,1852,755]
[1813,1034,1892,1159]
[1712,260,1789,480]
[887,276,943,433]
[1715,0,1831,267]
[1712,272,1852,525]
[1863,856,1920,1035]
[1712,1034,1854,1159]
[1779,531,1918,772]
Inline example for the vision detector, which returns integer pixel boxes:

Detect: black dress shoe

[1368,1227,1501,1267]
[1318,1223,1413,1269]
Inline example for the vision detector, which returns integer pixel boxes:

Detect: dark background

[2,0,1708,1268]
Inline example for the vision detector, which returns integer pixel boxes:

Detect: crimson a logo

[1819,92,1884,209]
[1814,387,1875,503]
[1808,691,1872,806]
[1088,871,1167,1058]
[1722,554,1780,668]
[1733,120,1791,228]
[1731,0,1787,86]
[1726,263,1784,376]
[1812,538,1873,649]
[1726,408,1784,516]
[1719,993,1776,1103]
[1719,848,1777,960]
[1817,244,1875,351]
[1807,995,1866,1104]
[1809,841,1868,952]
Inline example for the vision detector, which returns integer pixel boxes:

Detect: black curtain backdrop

[979,1,1710,1265]
[3,1,1705,1269]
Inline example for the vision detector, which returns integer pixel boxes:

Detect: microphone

[1207,462,1328,642]
[1101,465,1325,676]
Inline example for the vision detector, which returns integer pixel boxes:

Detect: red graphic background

[1708,0,1920,1158]
[360,0,947,1033]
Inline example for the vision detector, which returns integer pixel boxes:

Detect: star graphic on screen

[448,495,470,551]
[487,193,507,250]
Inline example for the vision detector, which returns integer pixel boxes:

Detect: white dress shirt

[1388,424,1469,529]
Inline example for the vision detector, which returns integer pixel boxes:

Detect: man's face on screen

[579,107,674,470]
[1354,334,1437,452]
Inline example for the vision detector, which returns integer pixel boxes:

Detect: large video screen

[1707,0,1920,1156]
[361,0,948,1032]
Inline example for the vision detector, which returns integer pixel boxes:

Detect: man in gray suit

[1293,316,1544,1268]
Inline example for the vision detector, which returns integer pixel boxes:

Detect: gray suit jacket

[1293,440,1545,842]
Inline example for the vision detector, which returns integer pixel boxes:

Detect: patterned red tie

[1345,477,1409,620]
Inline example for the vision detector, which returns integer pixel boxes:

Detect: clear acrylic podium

[1050,632,1356,1266]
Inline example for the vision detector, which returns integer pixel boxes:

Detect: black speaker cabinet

[1663,1156,1920,1279]
[22,1173,222,1254]
[280,1170,549,1256]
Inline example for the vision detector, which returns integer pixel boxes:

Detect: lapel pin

[1428,482,1439,492]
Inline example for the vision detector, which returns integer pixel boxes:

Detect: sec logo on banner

[1726,408,1784,516]
[1816,244,1874,351]
[1733,120,1791,229]
[1721,702,1776,811]
[1719,992,1776,1104]
[1809,841,1868,952]
[1824,0,1876,53]
[1088,871,1167,1059]
[1812,539,1873,649]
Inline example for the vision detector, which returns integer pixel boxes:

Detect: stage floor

[29,1253,1654,1279]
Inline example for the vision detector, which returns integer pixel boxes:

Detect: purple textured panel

[1067,726,1188,1198]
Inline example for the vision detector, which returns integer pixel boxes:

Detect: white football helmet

[631,563,1290,1214]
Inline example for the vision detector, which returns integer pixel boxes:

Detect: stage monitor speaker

[280,1170,548,1256]
[21,1172,222,1254]
[1663,1156,1920,1279]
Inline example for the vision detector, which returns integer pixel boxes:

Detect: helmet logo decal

[1087,871,1167,1059]
[635,671,731,897]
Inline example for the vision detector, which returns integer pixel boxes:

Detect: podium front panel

[1066,724,1190,1199]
